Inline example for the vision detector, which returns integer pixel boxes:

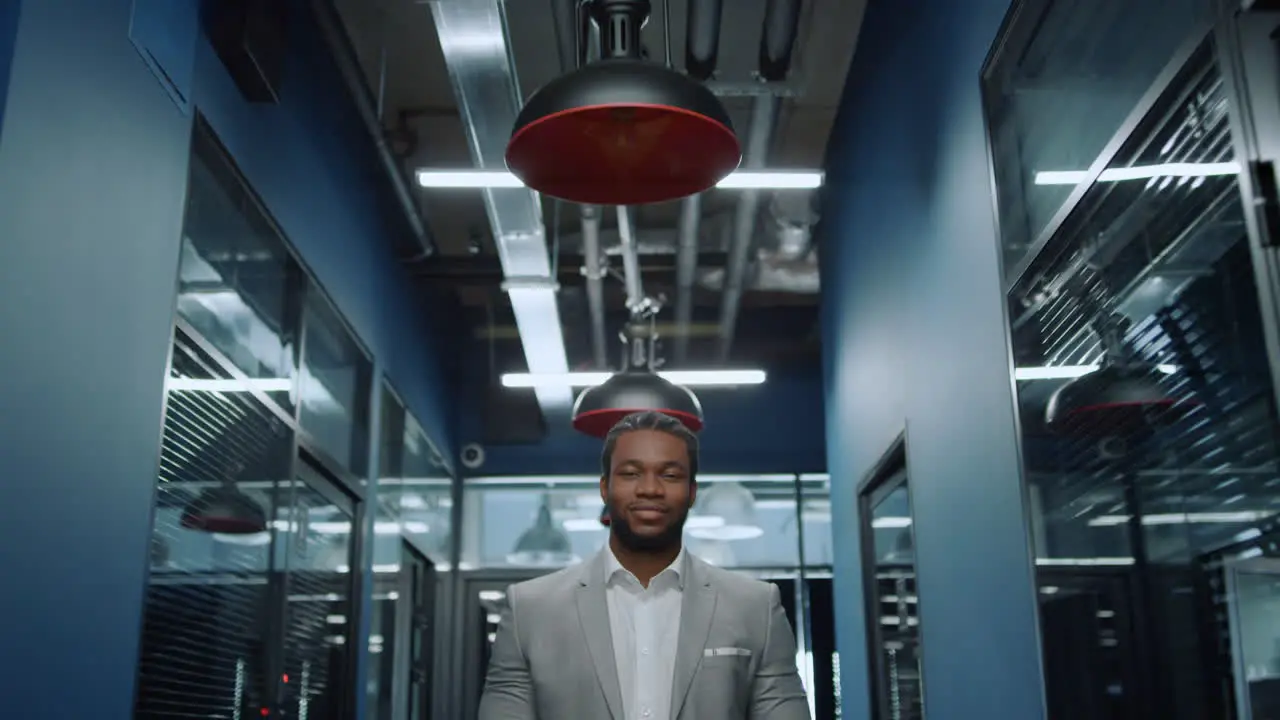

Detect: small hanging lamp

[180,482,267,535]
[506,0,740,205]
[572,315,704,437]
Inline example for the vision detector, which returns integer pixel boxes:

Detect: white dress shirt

[604,546,686,720]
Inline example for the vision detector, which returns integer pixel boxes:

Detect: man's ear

[599,474,608,503]
[688,480,697,508]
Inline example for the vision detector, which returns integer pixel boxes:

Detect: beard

[607,501,689,552]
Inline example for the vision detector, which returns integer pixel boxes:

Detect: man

[478,411,811,720]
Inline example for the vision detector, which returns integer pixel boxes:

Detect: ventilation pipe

[429,0,573,410]
[716,0,801,362]
[552,0,608,368]
[581,205,609,368]
[716,94,779,362]
[672,193,702,363]
[685,0,724,80]
[672,0,723,364]
[312,0,433,256]
[758,0,804,82]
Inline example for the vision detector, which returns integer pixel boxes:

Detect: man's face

[600,429,696,552]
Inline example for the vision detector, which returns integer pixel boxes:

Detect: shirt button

[642,709,651,717]
[641,647,650,655]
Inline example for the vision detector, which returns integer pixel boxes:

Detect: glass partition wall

[450,472,836,718]
[986,4,1280,719]
[133,119,453,719]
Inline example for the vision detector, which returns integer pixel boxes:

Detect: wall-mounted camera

[460,442,486,470]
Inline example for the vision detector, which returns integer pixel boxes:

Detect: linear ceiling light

[1014,364,1176,381]
[502,369,766,389]
[1033,161,1240,186]
[1088,511,1273,527]
[416,169,823,191]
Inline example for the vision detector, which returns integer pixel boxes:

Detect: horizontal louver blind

[136,329,293,718]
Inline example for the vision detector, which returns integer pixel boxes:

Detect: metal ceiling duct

[672,193,702,363]
[312,0,434,256]
[716,94,780,362]
[428,0,573,410]
[716,0,802,362]
[581,205,608,367]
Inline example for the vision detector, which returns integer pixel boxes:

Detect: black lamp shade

[1045,366,1197,436]
[180,485,267,534]
[572,370,704,437]
[506,59,740,205]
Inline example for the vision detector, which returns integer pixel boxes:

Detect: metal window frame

[854,429,925,720]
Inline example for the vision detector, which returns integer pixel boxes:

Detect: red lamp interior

[571,406,705,438]
[506,102,741,205]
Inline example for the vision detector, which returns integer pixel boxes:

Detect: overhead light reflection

[416,169,824,191]
[1033,161,1239,186]
[502,369,766,389]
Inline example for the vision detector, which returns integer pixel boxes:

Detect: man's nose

[635,474,664,496]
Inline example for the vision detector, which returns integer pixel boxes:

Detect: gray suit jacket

[478,549,811,720]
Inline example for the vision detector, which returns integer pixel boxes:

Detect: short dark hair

[600,411,699,482]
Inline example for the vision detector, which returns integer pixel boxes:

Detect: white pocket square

[704,646,752,657]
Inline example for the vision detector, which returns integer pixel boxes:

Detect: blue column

[0,0,193,716]
[820,1,1047,718]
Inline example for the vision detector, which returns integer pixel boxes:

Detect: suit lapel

[576,552,625,720]
[670,556,717,719]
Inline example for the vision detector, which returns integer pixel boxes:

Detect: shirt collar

[604,544,686,590]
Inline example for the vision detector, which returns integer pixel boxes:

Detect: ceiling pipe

[553,0,608,369]
[685,0,724,80]
[311,0,434,257]
[616,206,645,312]
[672,193,702,363]
[550,0,588,71]
[716,94,779,363]
[428,0,573,410]
[581,205,609,368]
[716,0,801,361]
[758,0,804,82]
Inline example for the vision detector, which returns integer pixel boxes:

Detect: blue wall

[460,368,827,476]
[0,0,454,717]
[819,1,1047,718]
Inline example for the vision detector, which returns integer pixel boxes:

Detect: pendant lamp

[1044,307,1196,436]
[1045,365,1193,436]
[181,483,267,535]
[508,500,576,566]
[506,0,740,205]
[572,318,704,437]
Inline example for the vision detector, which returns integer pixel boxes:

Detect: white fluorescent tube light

[1088,511,1273,527]
[168,377,293,392]
[1033,162,1240,186]
[501,369,767,389]
[1013,364,1176,381]
[417,169,823,191]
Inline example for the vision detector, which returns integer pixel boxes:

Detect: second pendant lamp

[572,317,704,437]
[506,0,740,205]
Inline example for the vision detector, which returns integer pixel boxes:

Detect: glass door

[275,453,361,718]
[1225,557,1280,720]
[399,541,437,720]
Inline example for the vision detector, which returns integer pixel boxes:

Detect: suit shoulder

[701,561,775,598]
[508,563,583,605]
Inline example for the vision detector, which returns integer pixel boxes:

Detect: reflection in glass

[278,465,357,718]
[176,126,302,411]
[136,330,293,718]
[459,475,807,570]
[369,385,450,719]
[983,0,1212,278]
[1001,34,1280,720]
[299,287,372,474]
[1226,559,1280,719]
[865,479,924,720]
